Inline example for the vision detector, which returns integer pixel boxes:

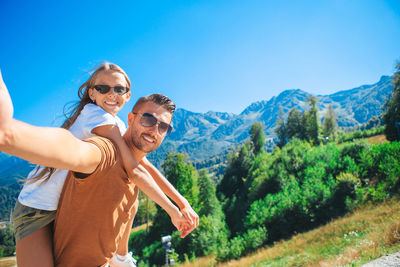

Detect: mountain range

[147,75,393,164]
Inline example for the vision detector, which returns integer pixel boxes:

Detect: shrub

[0,225,15,257]
[340,141,369,164]
[216,226,267,262]
[141,241,165,266]
[340,156,361,177]
[242,226,267,254]
[128,229,147,255]
[359,142,400,193]
[180,214,229,257]
[384,222,400,246]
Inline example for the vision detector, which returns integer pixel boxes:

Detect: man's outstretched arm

[141,157,199,236]
[0,70,101,174]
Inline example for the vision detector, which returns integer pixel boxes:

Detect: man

[0,70,198,266]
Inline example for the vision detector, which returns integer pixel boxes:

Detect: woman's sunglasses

[93,85,130,95]
[132,112,173,136]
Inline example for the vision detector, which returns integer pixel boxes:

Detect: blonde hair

[28,62,131,185]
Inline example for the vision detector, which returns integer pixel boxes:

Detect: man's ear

[128,112,135,126]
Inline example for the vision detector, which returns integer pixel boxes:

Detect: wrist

[178,199,190,210]
[166,205,180,217]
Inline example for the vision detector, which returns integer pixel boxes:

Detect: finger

[181,229,189,238]
[178,223,185,231]
[186,216,194,226]
[182,209,195,225]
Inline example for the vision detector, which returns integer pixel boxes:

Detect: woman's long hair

[27,62,131,185]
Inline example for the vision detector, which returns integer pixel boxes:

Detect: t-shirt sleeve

[74,136,118,179]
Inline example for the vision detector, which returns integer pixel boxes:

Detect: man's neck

[123,135,146,163]
[130,145,146,162]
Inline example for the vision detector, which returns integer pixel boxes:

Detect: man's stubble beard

[130,129,158,154]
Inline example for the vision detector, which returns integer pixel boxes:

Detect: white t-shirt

[18,104,127,211]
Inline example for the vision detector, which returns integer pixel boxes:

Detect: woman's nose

[107,88,118,96]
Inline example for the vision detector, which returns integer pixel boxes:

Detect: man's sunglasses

[93,85,130,95]
[132,112,173,136]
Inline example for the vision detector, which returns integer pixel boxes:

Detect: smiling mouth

[105,101,118,106]
[142,135,155,143]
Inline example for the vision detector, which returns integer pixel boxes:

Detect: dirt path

[0,256,16,267]
[361,251,400,267]
[0,256,15,262]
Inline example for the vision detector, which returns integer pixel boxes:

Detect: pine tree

[135,193,157,229]
[180,169,230,257]
[383,62,400,141]
[286,107,304,140]
[303,95,321,145]
[197,169,220,216]
[250,122,265,155]
[275,110,287,147]
[217,142,252,235]
[162,153,199,206]
[148,153,199,242]
[322,104,338,141]
[217,143,251,199]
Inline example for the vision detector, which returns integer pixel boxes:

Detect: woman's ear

[125,91,132,101]
[88,88,96,102]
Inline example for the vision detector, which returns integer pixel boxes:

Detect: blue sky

[0,0,399,126]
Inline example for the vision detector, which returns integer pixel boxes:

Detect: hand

[0,70,13,138]
[170,210,187,237]
[179,205,199,238]
[179,221,194,238]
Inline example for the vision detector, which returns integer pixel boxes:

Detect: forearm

[0,119,99,173]
[92,125,139,176]
[141,157,190,209]
[132,168,180,217]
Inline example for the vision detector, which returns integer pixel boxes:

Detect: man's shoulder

[84,136,118,158]
[68,137,122,179]
[84,135,114,144]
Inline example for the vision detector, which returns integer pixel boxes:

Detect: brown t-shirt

[53,136,137,267]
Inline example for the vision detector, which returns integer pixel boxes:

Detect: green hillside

[0,152,33,221]
[180,197,400,267]
[126,128,400,266]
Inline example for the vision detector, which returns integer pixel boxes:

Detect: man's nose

[147,123,159,135]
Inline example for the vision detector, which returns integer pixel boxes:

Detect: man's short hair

[132,94,176,114]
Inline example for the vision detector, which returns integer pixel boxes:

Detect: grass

[131,222,152,233]
[179,197,400,266]
[365,134,388,144]
[2,199,397,267]
[0,256,16,267]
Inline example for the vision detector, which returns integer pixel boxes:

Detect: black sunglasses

[132,112,173,136]
[93,84,130,95]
